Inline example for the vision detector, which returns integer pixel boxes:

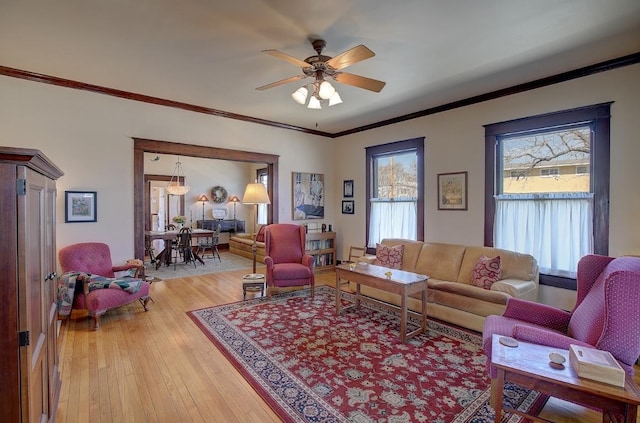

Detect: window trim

[484,103,611,289]
[366,138,424,252]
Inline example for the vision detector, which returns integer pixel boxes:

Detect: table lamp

[242,183,270,273]
[197,194,209,221]
[228,195,240,220]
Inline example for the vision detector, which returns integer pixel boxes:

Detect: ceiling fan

[256,39,386,108]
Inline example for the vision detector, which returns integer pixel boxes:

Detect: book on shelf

[569,344,626,387]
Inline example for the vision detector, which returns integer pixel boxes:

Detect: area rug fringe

[188,286,547,422]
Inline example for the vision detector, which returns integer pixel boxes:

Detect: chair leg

[91,314,100,330]
[140,297,150,311]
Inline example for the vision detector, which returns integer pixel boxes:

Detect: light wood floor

[56,269,640,422]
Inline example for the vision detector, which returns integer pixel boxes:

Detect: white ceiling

[2,0,639,134]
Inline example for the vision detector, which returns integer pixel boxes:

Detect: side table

[242,273,265,299]
[490,334,640,422]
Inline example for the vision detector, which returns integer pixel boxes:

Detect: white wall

[2,63,638,310]
[333,64,640,309]
[0,75,334,265]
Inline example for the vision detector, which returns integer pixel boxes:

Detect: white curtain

[494,193,593,277]
[368,200,417,248]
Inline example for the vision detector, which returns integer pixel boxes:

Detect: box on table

[569,344,626,387]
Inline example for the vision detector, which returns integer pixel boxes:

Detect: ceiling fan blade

[334,72,386,92]
[262,49,311,68]
[255,75,306,91]
[326,45,375,70]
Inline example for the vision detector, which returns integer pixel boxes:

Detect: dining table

[145,229,214,269]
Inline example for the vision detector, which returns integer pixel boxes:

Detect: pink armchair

[264,224,315,299]
[58,242,151,329]
[482,254,640,378]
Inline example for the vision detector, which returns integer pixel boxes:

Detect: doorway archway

[133,138,279,259]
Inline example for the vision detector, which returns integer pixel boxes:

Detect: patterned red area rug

[188,287,547,422]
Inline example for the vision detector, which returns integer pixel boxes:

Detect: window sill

[540,273,576,290]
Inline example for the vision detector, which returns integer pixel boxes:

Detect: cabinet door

[17,167,51,423]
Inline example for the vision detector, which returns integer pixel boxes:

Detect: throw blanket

[57,272,143,317]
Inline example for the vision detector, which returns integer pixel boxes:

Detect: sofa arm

[503,297,571,332]
[359,255,377,265]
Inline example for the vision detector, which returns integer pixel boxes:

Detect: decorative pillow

[374,243,404,269]
[255,225,267,242]
[472,255,501,289]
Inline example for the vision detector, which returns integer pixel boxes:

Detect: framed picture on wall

[343,180,354,197]
[292,172,324,220]
[342,200,354,214]
[437,171,467,210]
[65,191,97,222]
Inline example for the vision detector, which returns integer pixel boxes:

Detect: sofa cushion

[379,239,423,271]
[413,243,466,281]
[458,246,537,284]
[374,243,404,269]
[472,255,501,289]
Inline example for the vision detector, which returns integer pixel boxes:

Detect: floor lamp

[242,183,270,273]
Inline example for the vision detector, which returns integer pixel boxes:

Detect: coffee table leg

[335,271,341,314]
[400,289,408,343]
[421,289,427,334]
[491,372,505,421]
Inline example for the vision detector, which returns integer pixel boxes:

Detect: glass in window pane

[373,152,418,199]
[501,127,590,194]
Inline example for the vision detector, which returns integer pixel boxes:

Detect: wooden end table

[490,334,640,422]
[335,263,429,343]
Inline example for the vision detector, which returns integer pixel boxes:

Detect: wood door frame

[144,174,185,231]
[133,138,279,260]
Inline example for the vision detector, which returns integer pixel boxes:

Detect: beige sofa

[354,239,539,332]
[229,233,266,263]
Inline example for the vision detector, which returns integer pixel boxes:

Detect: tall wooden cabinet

[0,147,64,423]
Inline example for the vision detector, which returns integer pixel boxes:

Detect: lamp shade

[318,81,335,100]
[197,194,209,202]
[307,96,322,109]
[228,195,240,203]
[242,183,271,204]
[291,86,308,104]
[166,157,191,195]
[329,91,343,106]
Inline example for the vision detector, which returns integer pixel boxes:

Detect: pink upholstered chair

[482,254,640,378]
[264,224,315,299]
[58,242,151,329]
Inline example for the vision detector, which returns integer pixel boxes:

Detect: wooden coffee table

[335,263,429,343]
[490,334,640,422]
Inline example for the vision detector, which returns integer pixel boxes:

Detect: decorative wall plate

[211,186,228,203]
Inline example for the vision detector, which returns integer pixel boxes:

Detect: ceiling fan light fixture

[318,81,335,100]
[291,86,308,104]
[307,96,322,109]
[329,91,343,106]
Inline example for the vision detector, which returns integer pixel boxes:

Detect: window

[366,138,424,249]
[576,165,588,175]
[485,103,611,287]
[539,167,559,177]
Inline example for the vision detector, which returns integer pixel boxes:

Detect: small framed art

[342,200,354,214]
[437,172,467,210]
[343,180,354,197]
[65,191,97,222]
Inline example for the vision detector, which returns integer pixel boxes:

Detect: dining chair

[171,227,196,270]
[197,222,221,261]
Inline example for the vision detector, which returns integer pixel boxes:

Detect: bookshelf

[305,231,336,271]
